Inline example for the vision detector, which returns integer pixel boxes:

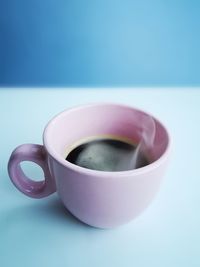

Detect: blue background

[0,0,200,86]
[0,88,200,267]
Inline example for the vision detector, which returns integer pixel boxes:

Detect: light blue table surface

[0,88,199,267]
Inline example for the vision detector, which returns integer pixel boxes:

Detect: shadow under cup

[9,104,170,228]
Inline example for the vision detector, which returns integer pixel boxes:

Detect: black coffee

[66,137,149,172]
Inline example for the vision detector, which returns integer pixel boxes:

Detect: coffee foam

[65,114,156,171]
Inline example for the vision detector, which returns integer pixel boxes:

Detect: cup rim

[43,103,171,177]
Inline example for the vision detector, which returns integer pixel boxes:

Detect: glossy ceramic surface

[8,103,170,228]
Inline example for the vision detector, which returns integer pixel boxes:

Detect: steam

[127,113,156,169]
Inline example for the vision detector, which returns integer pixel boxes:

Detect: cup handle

[8,144,56,198]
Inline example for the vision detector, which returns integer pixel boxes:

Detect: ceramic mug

[8,103,170,228]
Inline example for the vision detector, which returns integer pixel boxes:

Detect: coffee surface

[66,137,149,172]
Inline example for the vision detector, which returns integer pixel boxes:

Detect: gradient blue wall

[0,0,199,86]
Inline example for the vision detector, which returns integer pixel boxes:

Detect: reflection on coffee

[65,136,149,172]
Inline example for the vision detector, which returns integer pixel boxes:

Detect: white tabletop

[0,88,199,267]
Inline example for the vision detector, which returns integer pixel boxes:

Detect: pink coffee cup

[8,103,170,228]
